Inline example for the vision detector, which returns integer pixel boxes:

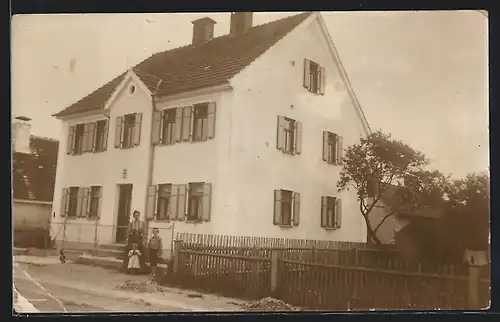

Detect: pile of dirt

[241,297,300,312]
[115,280,164,293]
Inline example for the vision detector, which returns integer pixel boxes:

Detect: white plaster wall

[226,16,367,241]
[51,77,153,245]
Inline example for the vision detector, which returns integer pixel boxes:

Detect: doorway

[116,184,133,243]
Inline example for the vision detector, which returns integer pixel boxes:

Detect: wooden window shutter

[168,184,179,221]
[176,184,187,221]
[276,116,285,151]
[336,135,343,165]
[102,119,109,151]
[145,185,157,220]
[133,113,143,146]
[97,187,103,219]
[89,122,96,152]
[322,131,329,162]
[303,58,311,89]
[319,66,326,95]
[76,188,84,217]
[114,116,123,148]
[273,190,282,225]
[174,107,183,142]
[294,122,302,154]
[151,111,162,145]
[292,192,300,226]
[82,123,89,153]
[202,183,212,222]
[335,198,342,229]
[60,188,69,217]
[206,102,217,139]
[181,106,193,142]
[80,187,90,218]
[66,126,75,155]
[321,196,328,227]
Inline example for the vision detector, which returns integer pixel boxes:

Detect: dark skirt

[121,231,148,273]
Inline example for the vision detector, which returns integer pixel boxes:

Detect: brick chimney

[191,17,216,46]
[230,12,253,36]
[12,116,32,154]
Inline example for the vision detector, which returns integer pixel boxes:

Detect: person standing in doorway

[147,228,163,278]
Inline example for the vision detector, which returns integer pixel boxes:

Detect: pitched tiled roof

[380,185,443,219]
[13,136,59,202]
[53,12,312,118]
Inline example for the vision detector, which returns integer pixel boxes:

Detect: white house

[50,12,371,253]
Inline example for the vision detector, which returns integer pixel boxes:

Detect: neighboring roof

[380,185,443,220]
[53,12,312,118]
[13,136,59,202]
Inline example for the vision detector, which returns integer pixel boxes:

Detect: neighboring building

[12,116,59,247]
[368,184,443,245]
[50,12,372,252]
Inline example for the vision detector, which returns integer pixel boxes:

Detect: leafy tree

[337,130,448,245]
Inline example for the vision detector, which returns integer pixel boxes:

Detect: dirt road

[13,257,246,313]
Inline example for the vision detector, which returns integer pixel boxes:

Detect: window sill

[185,220,204,224]
[281,150,296,156]
[153,219,171,223]
[324,227,338,231]
[279,225,294,229]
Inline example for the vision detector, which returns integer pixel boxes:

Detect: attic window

[129,85,136,95]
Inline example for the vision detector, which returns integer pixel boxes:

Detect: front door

[116,184,133,243]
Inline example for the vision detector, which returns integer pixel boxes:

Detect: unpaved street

[13,257,246,313]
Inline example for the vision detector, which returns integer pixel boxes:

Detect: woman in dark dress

[121,210,148,273]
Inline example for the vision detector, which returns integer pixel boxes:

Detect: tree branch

[373,209,396,233]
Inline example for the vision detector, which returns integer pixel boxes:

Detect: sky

[11,11,489,179]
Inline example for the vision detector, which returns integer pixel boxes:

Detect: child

[127,243,141,275]
[147,228,163,277]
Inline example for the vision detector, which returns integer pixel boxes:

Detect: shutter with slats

[151,111,162,145]
[174,108,183,142]
[60,188,69,217]
[201,183,212,222]
[294,122,302,154]
[322,131,329,162]
[88,122,96,152]
[273,190,281,225]
[76,188,84,217]
[319,66,326,95]
[168,184,178,221]
[303,58,311,89]
[206,102,216,139]
[276,116,285,151]
[292,192,300,226]
[335,198,342,228]
[145,185,157,220]
[336,135,343,165]
[321,197,328,228]
[177,184,187,221]
[82,123,89,153]
[66,126,75,155]
[86,187,92,217]
[81,187,89,218]
[102,120,109,151]
[133,113,143,146]
[181,106,193,142]
[97,187,103,219]
[114,116,123,148]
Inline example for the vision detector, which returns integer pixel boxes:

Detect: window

[187,183,204,221]
[193,103,209,142]
[161,109,176,145]
[277,116,302,155]
[68,187,79,218]
[95,120,108,152]
[88,186,102,219]
[303,59,325,95]
[321,196,342,229]
[273,189,300,227]
[156,184,172,220]
[323,131,343,165]
[73,124,85,154]
[115,113,142,149]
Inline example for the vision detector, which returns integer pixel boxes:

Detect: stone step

[98,243,127,251]
[92,248,124,259]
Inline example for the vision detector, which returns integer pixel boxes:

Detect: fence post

[468,264,480,309]
[173,239,182,274]
[270,249,280,294]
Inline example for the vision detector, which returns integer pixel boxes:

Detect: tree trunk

[362,214,383,246]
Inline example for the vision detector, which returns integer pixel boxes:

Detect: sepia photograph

[11,10,489,313]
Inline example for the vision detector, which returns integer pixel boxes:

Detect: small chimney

[12,116,32,154]
[191,17,216,46]
[230,12,253,36]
